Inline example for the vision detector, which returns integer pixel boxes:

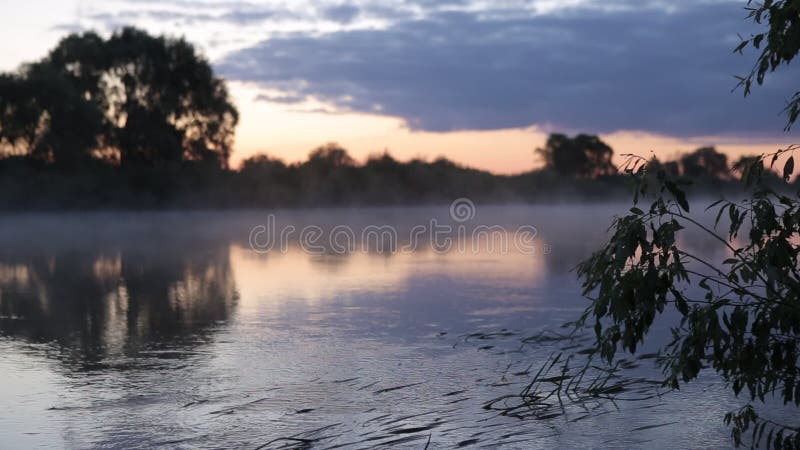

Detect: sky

[0,0,798,173]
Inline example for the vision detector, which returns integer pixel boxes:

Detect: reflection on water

[0,206,748,448]
[0,242,237,367]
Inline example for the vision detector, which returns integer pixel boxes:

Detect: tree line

[0,133,786,209]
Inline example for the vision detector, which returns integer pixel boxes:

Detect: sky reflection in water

[0,205,751,448]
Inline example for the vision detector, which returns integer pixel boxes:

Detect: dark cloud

[323,4,360,24]
[218,3,799,137]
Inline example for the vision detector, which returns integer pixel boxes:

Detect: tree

[306,143,356,173]
[680,146,730,179]
[300,143,357,203]
[645,156,680,179]
[237,153,300,205]
[734,154,785,186]
[514,3,800,447]
[536,133,617,178]
[736,0,800,129]
[0,68,103,166]
[579,152,800,447]
[493,151,800,448]
[0,27,238,168]
[240,154,290,175]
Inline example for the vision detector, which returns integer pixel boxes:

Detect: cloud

[254,93,307,104]
[84,8,282,28]
[218,2,799,137]
[219,10,279,25]
[50,23,89,34]
[323,4,360,24]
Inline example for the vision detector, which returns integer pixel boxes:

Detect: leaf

[714,204,728,227]
[673,290,689,316]
[706,199,725,211]
[753,34,764,49]
[783,156,794,181]
[630,207,644,215]
[665,181,690,212]
[734,40,749,53]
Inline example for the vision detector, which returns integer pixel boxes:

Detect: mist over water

[0,204,761,448]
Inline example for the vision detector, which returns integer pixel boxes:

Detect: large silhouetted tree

[536,133,617,178]
[679,146,729,179]
[0,68,103,166]
[0,27,238,168]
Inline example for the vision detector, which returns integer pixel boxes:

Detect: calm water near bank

[0,205,760,448]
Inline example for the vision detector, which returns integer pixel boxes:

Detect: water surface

[0,205,750,448]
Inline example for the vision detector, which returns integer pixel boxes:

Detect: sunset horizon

[2,0,797,174]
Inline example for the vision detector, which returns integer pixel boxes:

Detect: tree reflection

[0,241,237,366]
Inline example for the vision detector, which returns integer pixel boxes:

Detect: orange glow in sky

[2,1,798,175]
[230,82,797,174]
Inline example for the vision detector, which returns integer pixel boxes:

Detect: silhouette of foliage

[680,146,730,180]
[571,151,800,448]
[536,133,617,178]
[645,157,680,179]
[0,67,103,166]
[532,4,800,442]
[0,27,238,168]
[0,134,785,209]
[736,0,800,129]
[519,4,800,441]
